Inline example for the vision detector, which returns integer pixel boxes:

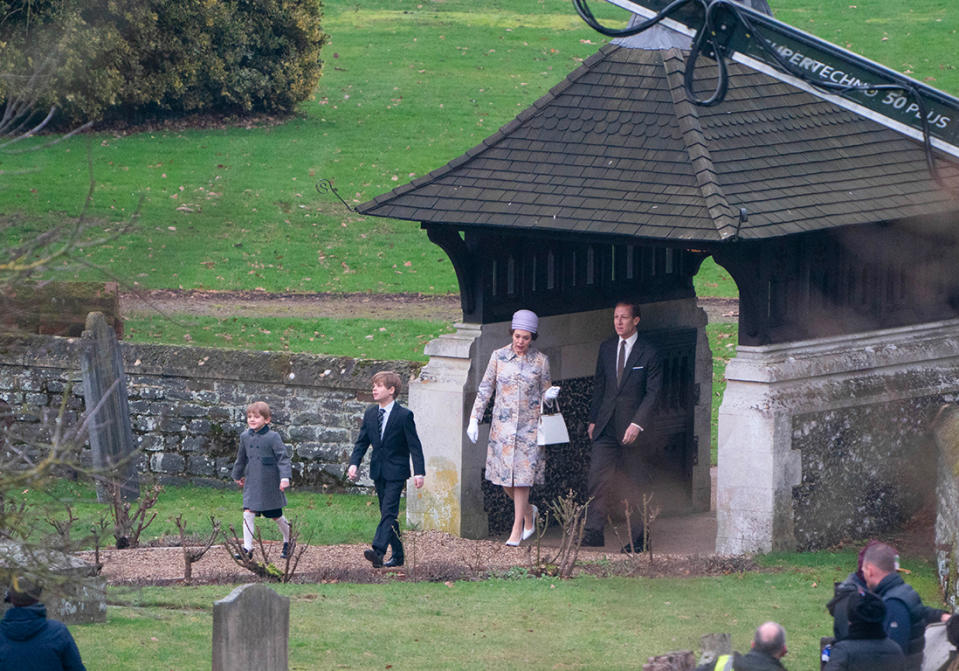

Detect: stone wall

[0,332,421,489]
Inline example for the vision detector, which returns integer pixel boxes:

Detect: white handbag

[537,399,570,445]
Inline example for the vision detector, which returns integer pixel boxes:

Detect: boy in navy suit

[348,371,426,568]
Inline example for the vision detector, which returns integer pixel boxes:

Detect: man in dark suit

[348,371,426,568]
[583,300,663,551]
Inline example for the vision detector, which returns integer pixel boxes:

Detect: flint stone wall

[718,318,959,553]
[0,332,421,489]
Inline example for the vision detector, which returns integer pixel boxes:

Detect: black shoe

[364,548,384,568]
[233,548,253,560]
[621,535,648,554]
[281,542,291,559]
[581,530,605,547]
[384,556,404,568]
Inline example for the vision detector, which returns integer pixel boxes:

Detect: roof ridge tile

[661,49,738,239]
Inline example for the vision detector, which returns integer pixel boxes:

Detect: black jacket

[350,402,425,481]
[588,334,663,441]
[0,604,86,671]
[824,633,905,671]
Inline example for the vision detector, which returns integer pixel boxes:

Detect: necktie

[617,339,626,385]
[378,408,386,437]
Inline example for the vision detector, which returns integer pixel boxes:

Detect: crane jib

[591,0,959,154]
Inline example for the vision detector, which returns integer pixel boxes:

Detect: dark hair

[862,542,898,574]
[372,371,403,397]
[753,622,786,656]
[509,328,538,341]
[615,300,641,320]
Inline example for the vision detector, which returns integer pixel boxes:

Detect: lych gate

[359,3,959,552]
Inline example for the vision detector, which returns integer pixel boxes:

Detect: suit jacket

[588,334,663,442]
[350,402,425,482]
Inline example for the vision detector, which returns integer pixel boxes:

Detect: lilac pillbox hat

[511,309,538,334]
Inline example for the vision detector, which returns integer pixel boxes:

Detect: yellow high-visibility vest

[713,654,733,671]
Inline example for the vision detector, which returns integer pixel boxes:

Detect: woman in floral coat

[467,309,559,546]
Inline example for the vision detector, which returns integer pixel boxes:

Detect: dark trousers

[372,477,405,558]
[584,430,648,536]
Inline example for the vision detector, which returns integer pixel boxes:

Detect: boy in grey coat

[231,401,293,559]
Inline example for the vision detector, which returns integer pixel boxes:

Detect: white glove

[466,417,479,444]
[544,386,561,401]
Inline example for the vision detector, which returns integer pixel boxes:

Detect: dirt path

[121,290,739,323]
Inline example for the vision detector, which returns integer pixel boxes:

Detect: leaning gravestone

[80,311,138,502]
[213,584,289,671]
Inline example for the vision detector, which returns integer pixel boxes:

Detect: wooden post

[80,311,139,502]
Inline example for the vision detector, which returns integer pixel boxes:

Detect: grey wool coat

[231,425,292,511]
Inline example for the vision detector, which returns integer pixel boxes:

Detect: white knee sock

[274,516,291,543]
[242,510,256,550]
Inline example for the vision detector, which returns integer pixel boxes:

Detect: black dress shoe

[233,548,253,560]
[581,531,605,547]
[384,556,404,568]
[621,536,648,554]
[281,541,291,559]
[363,548,384,568]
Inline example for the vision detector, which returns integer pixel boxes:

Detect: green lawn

[19,480,385,549]
[68,546,946,671]
[2,0,956,301]
[123,313,453,361]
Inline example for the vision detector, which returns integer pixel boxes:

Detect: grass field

[18,479,384,549]
[2,0,955,302]
[67,547,946,671]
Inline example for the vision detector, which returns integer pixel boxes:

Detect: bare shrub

[173,514,221,584]
[107,481,162,549]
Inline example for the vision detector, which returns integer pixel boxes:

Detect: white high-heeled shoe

[521,504,538,541]
[505,539,521,547]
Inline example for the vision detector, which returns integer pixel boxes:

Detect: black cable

[315,178,356,213]
[683,0,727,106]
[571,0,696,38]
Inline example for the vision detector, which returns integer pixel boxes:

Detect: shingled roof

[359,37,959,244]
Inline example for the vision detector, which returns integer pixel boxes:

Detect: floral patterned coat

[471,344,551,487]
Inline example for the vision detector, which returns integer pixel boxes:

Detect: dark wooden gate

[635,327,698,513]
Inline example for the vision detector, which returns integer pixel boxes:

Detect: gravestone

[0,541,105,624]
[80,311,138,502]
[642,650,695,671]
[698,633,732,668]
[213,584,289,671]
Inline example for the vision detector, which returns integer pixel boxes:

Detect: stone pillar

[717,319,959,554]
[933,404,959,609]
[407,323,486,538]
[212,584,289,671]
